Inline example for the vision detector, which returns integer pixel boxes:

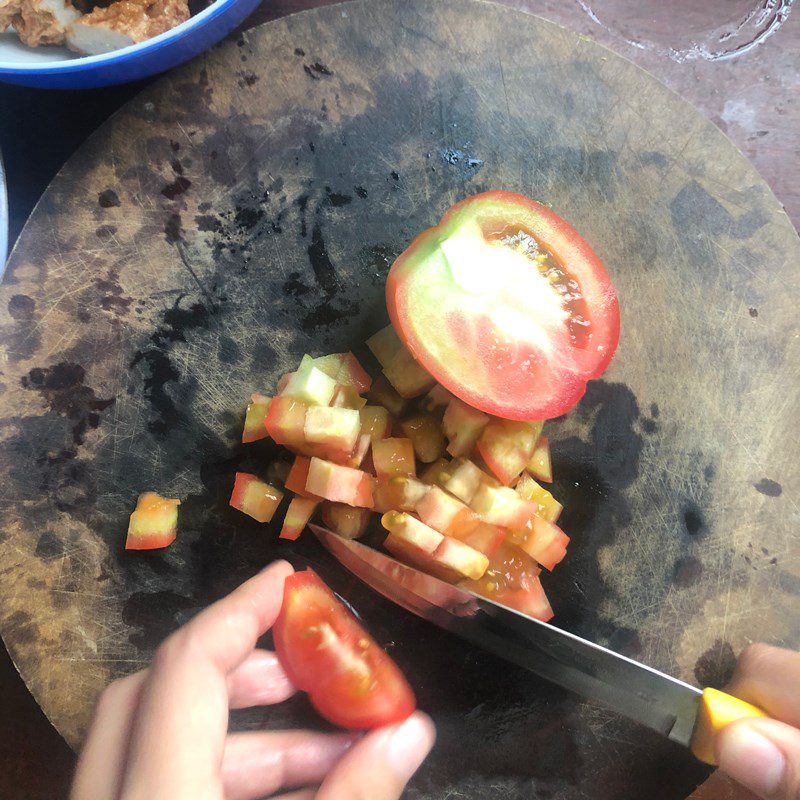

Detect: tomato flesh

[280,497,319,541]
[387,191,620,420]
[126,492,180,550]
[273,570,416,729]
[242,393,271,443]
[230,472,284,523]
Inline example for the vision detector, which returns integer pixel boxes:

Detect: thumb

[717,718,800,799]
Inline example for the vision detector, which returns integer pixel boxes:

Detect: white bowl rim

[0,0,238,72]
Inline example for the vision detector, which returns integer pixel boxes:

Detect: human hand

[716,644,800,799]
[70,560,435,800]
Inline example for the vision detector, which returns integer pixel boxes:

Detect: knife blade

[311,524,703,746]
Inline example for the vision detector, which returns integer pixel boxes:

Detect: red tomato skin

[387,191,619,420]
[273,570,417,730]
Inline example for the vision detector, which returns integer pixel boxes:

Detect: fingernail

[718,723,785,797]
[386,713,436,776]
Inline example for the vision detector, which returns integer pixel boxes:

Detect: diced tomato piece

[230,472,284,523]
[494,583,554,621]
[372,437,416,480]
[306,458,374,508]
[265,396,310,449]
[242,392,272,443]
[472,485,529,526]
[381,511,443,553]
[508,516,569,570]
[273,569,416,729]
[280,497,319,540]
[476,419,542,485]
[344,433,371,469]
[470,483,537,528]
[456,521,506,559]
[401,414,445,463]
[276,372,294,394]
[423,383,455,411]
[312,352,372,394]
[359,406,391,442]
[367,375,408,417]
[284,456,321,499]
[442,398,489,457]
[331,384,368,410]
[125,492,180,550]
[527,436,553,483]
[419,457,451,486]
[304,406,361,455]
[321,502,372,539]
[416,486,475,534]
[461,540,553,621]
[441,458,495,504]
[433,536,489,580]
[373,476,431,513]
[281,363,337,406]
[384,533,488,582]
[367,325,434,398]
[515,472,563,522]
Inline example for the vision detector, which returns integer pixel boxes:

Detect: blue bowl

[0,0,261,89]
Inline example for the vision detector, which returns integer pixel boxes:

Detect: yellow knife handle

[691,688,769,765]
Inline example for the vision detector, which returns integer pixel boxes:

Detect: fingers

[119,561,294,800]
[221,730,357,800]
[728,645,800,728]
[227,650,296,709]
[315,712,435,800]
[70,671,147,800]
[163,560,295,676]
[717,718,800,800]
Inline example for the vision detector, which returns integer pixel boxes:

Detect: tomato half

[386,191,620,420]
[273,569,416,729]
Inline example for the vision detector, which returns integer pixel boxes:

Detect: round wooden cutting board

[1,1,798,797]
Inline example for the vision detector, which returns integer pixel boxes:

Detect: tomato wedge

[273,569,416,729]
[386,191,620,420]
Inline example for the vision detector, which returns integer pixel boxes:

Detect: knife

[311,524,767,765]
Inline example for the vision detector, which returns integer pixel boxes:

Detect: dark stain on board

[694,640,736,689]
[753,478,782,497]
[98,189,120,208]
[20,363,115,445]
[673,555,703,587]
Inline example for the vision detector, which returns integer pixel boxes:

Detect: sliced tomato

[476,419,543,485]
[321,502,371,539]
[401,414,445,464]
[527,435,553,483]
[416,486,473,534]
[515,472,563,523]
[306,458,374,508]
[373,476,431,513]
[386,191,620,420]
[303,406,361,455]
[242,393,272,443]
[372,437,416,480]
[367,325,435,398]
[312,352,372,394]
[381,510,443,553]
[508,515,569,571]
[385,532,488,583]
[367,375,408,417]
[125,492,180,550]
[229,472,284,523]
[273,569,416,729]
[279,496,319,541]
[461,540,553,621]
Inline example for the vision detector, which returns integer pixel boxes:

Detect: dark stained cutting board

[1,1,799,797]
